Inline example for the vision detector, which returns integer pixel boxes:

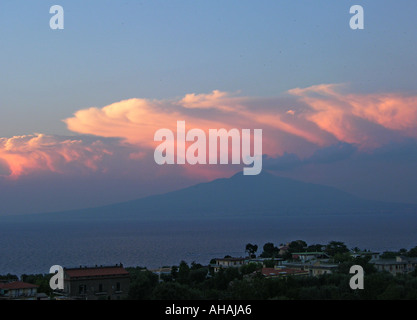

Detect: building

[291,252,330,262]
[261,267,309,278]
[212,257,246,272]
[278,244,290,256]
[63,264,130,300]
[351,251,380,260]
[282,260,339,277]
[0,281,39,300]
[370,256,417,276]
[305,261,339,277]
[247,257,283,267]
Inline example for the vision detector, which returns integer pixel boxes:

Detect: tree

[307,244,324,252]
[189,268,209,284]
[191,261,203,270]
[263,259,276,268]
[209,267,242,291]
[228,276,267,299]
[357,272,393,299]
[245,243,258,258]
[288,240,307,253]
[127,269,159,300]
[408,246,417,257]
[240,262,262,275]
[380,251,398,259]
[378,284,405,300]
[0,274,18,282]
[177,261,190,284]
[333,252,352,263]
[260,242,279,258]
[171,265,179,280]
[324,241,349,257]
[337,256,376,275]
[150,282,202,300]
[399,248,408,255]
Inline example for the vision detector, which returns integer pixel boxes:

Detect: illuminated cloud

[180,90,240,111]
[64,90,337,161]
[0,134,114,179]
[289,84,417,148]
[3,85,417,181]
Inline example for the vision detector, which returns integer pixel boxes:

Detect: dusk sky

[1,1,417,215]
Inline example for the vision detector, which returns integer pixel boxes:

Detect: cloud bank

[0,134,115,179]
[1,84,417,181]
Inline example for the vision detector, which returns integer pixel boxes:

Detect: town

[1,239,417,300]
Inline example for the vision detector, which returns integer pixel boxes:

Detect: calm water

[1,214,417,276]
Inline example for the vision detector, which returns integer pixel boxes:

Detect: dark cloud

[264,142,357,171]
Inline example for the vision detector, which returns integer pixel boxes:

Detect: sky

[1,0,417,215]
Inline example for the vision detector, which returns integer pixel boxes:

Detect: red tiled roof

[0,281,38,290]
[65,266,129,278]
[261,267,308,277]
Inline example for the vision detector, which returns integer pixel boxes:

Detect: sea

[1,213,417,276]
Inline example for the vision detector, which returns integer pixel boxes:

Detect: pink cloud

[3,85,417,180]
[289,84,417,148]
[0,134,113,179]
[64,90,336,161]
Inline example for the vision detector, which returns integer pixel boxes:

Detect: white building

[371,256,417,275]
[212,257,246,272]
[0,281,39,300]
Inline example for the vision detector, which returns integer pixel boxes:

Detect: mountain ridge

[2,171,416,222]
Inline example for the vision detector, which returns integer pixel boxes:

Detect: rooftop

[0,281,38,290]
[371,256,417,265]
[64,264,129,279]
[261,267,309,277]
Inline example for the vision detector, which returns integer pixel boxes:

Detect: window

[116,282,121,292]
[79,285,86,294]
[99,284,103,292]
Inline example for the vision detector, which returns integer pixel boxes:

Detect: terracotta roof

[261,267,308,277]
[0,281,38,290]
[65,266,129,278]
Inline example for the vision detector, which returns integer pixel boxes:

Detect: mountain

[6,171,415,222]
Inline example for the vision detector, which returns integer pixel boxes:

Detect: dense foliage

[124,262,417,300]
